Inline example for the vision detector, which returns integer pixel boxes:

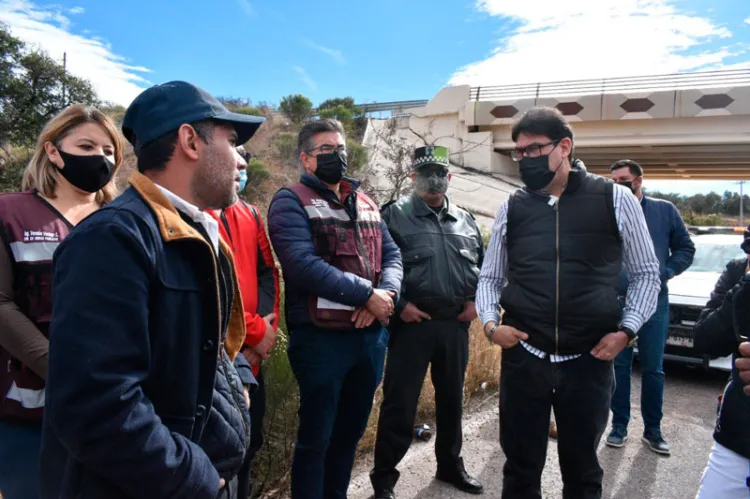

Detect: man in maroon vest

[268,118,403,499]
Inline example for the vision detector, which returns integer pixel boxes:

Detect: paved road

[347,363,729,499]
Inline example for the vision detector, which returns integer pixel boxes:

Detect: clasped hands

[352,289,396,329]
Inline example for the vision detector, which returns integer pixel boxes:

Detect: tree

[318,97,358,112]
[318,97,365,140]
[0,24,23,109]
[100,104,127,125]
[318,105,354,124]
[279,94,313,125]
[0,25,99,150]
[364,118,491,204]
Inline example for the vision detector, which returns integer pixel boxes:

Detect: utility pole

[740,181,745,227]
[62,52,67,105]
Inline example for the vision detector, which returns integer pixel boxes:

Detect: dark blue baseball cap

[122,81,265,155]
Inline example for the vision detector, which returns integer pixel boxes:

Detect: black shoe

[642,433,671,456]
[374,488,396,499]
[436,459,484,495]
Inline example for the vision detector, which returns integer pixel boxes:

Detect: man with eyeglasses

[267,118,403,498]
[476,107,660,499]
[369,146,485,499]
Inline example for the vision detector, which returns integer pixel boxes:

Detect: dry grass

[357,320,501,454]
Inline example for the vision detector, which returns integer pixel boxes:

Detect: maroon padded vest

[286,182,382,329]
[0,191,73,422]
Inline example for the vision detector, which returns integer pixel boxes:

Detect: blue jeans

[611,293,670,436]
[287,325,388,499]
[0,419,42,499]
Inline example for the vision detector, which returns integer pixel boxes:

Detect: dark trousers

[0,419,42,499]
[237,369,266,498]
[612,294,670,437]
[288,325,388,499]
[371,319,470,490]
[500,344,614,499]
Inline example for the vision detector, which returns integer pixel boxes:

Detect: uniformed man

[370,146,485,499]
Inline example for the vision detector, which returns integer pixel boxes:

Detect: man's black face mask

[314,151,348,184]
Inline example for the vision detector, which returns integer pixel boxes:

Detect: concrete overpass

[362,69,750,227]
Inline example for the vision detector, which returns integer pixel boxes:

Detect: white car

[660,233,746,371]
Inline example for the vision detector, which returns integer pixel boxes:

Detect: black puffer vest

[501,167,622,355]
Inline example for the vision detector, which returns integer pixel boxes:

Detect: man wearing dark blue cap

[40,81,265,499]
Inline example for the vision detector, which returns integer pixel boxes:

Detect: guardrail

[469,68,750,101]
[354,100,429,114]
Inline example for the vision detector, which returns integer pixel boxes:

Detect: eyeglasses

[236,147,251,162]
[510,140,561,162]
[308,144,348,155]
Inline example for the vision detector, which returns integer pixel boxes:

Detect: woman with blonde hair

[0,104,123,499]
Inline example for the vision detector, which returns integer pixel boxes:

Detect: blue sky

[1,0,749,194]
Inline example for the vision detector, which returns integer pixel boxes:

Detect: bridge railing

[354,100,429,114]
[469,68,750,101]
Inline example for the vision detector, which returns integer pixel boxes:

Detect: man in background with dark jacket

[41,81,263,499]
[607,159,695,456]
[208,144,281,497]
[694,228,750,497]
[267,118,403,499]
[370,146,484,499]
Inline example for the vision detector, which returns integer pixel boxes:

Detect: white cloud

[292,66,317,91]
[237,0,254,17]
[744,17,750,25]
[68,6,84,15]
[450,0,736,86]
[0,0,150,106]
[303,39,346,65]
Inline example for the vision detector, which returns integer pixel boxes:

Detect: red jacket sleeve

[244,205,280,347]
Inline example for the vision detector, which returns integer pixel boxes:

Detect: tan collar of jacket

[129,171,246,361]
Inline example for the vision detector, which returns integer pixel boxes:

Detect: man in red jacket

[209,145,281,495]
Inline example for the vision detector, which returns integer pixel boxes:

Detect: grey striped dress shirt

[476,183,661,362]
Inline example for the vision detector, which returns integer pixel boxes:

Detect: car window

[690,239,746,273]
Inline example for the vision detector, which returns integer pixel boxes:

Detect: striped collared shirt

[477,184,660,362]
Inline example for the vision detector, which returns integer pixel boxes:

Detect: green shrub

[275,132,297,165]
[247,158,270,181]
[235,106,265,118]
[0,152,29,193]
[682,211,724,226]
[250,286,299,498]
[346,140,368,175]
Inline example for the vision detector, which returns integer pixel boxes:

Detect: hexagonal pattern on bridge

[695,94,735,110]
[490,105,520,119]
[620,98,655,113]
[476,83,750,125]
[555,102,584,116]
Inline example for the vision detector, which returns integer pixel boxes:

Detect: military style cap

[413,145,450,169]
